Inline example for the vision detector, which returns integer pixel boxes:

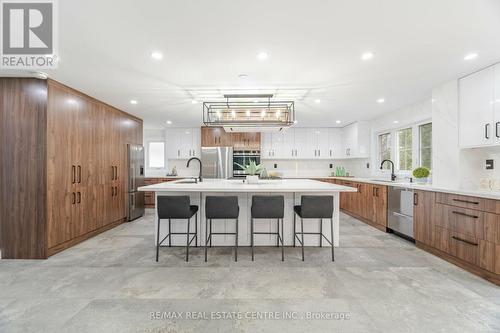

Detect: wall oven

[233,150,261,177]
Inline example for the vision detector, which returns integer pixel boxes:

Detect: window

[148,142,165,168]
[396,128,412,171]
[419,123,432,169]
[378,133,391,170]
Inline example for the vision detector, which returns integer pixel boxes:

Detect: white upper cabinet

[459,64,497,148]
[260,126,366,160]
[166,128,200,159]
[340,122,370,158]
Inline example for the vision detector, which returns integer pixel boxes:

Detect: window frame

[395,127,413,171]
[375,119,432,176]
[146,140,166,169]
[378,132,392,170]
[418,122,432,170]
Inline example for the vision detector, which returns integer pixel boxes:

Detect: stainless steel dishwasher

[387,186,414,239]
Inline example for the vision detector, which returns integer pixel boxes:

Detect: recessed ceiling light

[257,52,268,60]
[166,120,172,125]
[130,99,138,105]
[150,51,163,60]
[377,98,385,103]
[393,120,399,124]
[361,52,374,60]
[191,99,198,104]
[336,120,342,124]
[314,99,321,104]
[464,53,478,61]
[238,74,248,79]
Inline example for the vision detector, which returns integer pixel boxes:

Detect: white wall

[431,80,460,188]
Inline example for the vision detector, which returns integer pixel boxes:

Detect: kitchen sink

[176,179,198,184]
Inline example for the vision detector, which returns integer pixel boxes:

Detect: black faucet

[187,157,202,182]
[380,159,396,181]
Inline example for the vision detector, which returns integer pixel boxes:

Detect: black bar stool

[251,196,285,261]
[156,196,198,262]
[205,196,240,262]
[293,195,334,261]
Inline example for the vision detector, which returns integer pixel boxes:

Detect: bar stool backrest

[206,196,239,219]
[157,196,191,219]
[251,196,284,218]
[300,195,333,218]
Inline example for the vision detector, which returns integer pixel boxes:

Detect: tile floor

[1,210,499,332]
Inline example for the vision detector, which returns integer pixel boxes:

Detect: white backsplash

[460,146,500,191]
[261,159,370,178]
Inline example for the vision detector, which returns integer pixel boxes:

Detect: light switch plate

[486,159,494,170]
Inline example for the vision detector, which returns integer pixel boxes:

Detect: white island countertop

[138,178,358,193]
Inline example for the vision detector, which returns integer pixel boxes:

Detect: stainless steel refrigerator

[201,147,233,179]
[127,144,145,221]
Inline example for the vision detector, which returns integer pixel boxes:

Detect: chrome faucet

[187,157,202,182]
[380,159,397,181]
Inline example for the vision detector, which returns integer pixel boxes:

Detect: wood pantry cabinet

[0,78,143,259]
[414,191,500,285]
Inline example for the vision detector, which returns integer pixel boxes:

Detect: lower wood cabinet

[144,178,181,208]
[414,190,500,285]
[328,179,387,230]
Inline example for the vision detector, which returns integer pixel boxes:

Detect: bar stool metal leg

[195,213,198,247]
[280,218,284,262]
[251,218,254,261]
[330,218,334,261]
[156,218,161,262]
[319,218,323,247]
[235,219,238,262]
[209,219,212,247]
[204,216,209,262]
[300,216,305,261]
[276,219,279,247]
[293,213,296,247]
[168,219,172,247]
[186,217,190,262]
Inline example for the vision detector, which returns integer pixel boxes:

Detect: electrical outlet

[366,163,370,169]
[486,159,494,170]
[274,163,277,169]
[329,164,333,169]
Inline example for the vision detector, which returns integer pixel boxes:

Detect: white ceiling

[4,0,500,128]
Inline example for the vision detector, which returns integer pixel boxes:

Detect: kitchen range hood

[202,94,295,132]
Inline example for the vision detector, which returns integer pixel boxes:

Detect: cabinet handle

[177,149,180,157]
[318,150,321,157]
[413,193,418,206]
[111,166,114,180]
[72,165,76,184]
[485,123,490,139]
[77,191,81,203]
[115,166,118,180]
[330,149,332,157]
[192,149,195,156]
[72,192,76,204]
[496,122,500,138]
[372,187,376,197]
[452,211,478,219]
[77,165,81,183]
[111,186,114,197]
[451,236,478,246]
[452,198,479,205]
[376,188,379,197]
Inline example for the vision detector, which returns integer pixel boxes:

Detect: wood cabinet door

[201,127,226,146]
[413,190,435,246]
[373,185,387,226]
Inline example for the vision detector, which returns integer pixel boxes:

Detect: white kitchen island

[138,179,356,247]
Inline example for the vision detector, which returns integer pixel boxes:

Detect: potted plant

[412,166,430,183]
[235,161,263,184]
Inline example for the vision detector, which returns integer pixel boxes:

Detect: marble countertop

[138,178,358,193]
[325,176,500,200]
